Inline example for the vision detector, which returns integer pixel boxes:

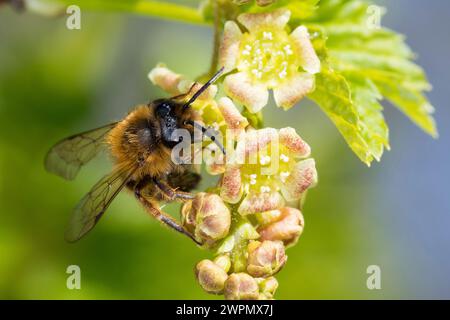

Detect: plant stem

[55,0,208,26]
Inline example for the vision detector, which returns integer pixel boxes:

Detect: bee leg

[153,178,195,202]
[134,179,200,245]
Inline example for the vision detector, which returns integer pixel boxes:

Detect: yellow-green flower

[219,9,321,112]
[220,127,317,215]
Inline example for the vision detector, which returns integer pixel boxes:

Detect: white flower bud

[182,193,231,246]
[195,260,228,294]
[224,273,259,300]
[247,240,287,277]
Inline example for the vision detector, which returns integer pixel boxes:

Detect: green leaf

[309,69,374,165]
[375,77,436,137]
[310,68,390,164]
[308,26,389,164]
[238,0,320,20]
[345,74,390,161]
[317,0,436,136]
[306,0,437,164]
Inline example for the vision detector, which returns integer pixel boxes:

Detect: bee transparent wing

[45,122,118,180]
[65,167,136,243]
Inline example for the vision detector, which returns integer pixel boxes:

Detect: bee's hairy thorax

[107,105,176,179]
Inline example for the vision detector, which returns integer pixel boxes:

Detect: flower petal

[238,192,284,216]
[148,64,183,95]
[220,165,243,204]
[219,21,242,73]
[238,9,291,32]
[258,207,304,247]
[243,128,278,156]
[224,72,269,113]
[279,127,311,158]
[273,72,314,110]
[281,158,318,202]
[204,143,226,175]
[290,26,321,74]
[218,97,249,137]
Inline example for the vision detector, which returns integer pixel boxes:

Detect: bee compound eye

[156,102,171,117]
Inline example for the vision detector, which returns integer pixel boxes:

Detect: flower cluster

[149,9,320,299]
[188,124,316,299]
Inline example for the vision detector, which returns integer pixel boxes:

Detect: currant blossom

[220,127,318,215]
[219,9,321,112]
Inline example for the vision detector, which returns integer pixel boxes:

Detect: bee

[45,68,225,244]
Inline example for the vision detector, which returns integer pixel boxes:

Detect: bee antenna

[186,120,226,155]
[183,67,225,109]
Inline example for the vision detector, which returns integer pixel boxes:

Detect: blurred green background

[0,0,449,299]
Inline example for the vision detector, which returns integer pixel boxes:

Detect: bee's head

[153,99,193,149]
[151,67,226,153]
